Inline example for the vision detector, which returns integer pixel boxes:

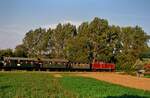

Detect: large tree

[116,26,150,70]
[20,17,150,71]
[51,23,77,58]
[23,28,47,57]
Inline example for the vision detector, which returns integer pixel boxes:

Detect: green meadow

[0,72,150,98]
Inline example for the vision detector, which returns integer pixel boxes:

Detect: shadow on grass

[0,85,11,91]
[106,94,148,98]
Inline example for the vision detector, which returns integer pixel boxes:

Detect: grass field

[0,72,150,98]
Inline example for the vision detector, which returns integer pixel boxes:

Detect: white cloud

[41,20,82,30]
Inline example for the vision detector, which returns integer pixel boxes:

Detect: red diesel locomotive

[92,60,115,71]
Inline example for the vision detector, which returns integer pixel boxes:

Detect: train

[0,57,115,71]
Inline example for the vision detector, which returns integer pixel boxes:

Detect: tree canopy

[1,17,150,71]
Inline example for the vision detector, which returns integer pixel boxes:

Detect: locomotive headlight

[17,63,21,66]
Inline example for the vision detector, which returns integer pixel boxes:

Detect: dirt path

[77,72,150,91]
[53,74,62,78]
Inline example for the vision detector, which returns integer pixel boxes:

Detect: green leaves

[14,44,27,57]
[23,28,47,57]
[11,17,150,71]
[0,49,13,57]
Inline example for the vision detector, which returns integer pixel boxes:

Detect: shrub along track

[76,72,150,91]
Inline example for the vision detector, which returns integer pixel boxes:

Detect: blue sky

[0,0,150,49]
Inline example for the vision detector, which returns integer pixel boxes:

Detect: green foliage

[139,51,150,59]
[65,36,90,63]
[23,28,47,57]
[8,17,149,71]
[14,44,27,57]
[51,23,77,58]
[0,48,14,57]
[145,74,150,78]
